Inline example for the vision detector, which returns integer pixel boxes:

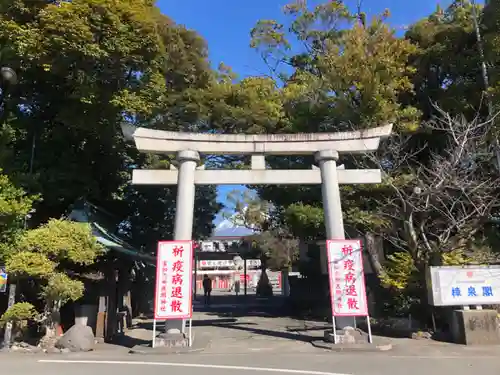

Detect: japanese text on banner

[154,241,193,320]
[327,240,368,317]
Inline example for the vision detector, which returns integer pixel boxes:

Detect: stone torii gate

[122,124,392,337]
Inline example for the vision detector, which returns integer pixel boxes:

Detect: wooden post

[104,261,118,342]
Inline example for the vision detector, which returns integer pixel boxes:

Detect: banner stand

[152,241,194,350]
[327,239,373,345]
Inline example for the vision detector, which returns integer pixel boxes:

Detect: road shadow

[108,333,150,349]
[211,321,317,343]
[286,323,330,333]
[193,294,290,319]
[134,318,256,330]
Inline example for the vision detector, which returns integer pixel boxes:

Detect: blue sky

[156,0,464,225]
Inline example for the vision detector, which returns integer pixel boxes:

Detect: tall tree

[0,0,221,247]
[249,1,420,241]
[405,1,485,120]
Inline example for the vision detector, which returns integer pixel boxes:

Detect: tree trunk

[364,233,385,318]
[42,301,61,338]
[365,232,383,277]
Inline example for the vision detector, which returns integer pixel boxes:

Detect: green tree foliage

[247,1,420,247]
[225,190,298,270]
[0,170,38,259]
[0,0,220,248]
[6,219,103,334]
[406,1,485,120]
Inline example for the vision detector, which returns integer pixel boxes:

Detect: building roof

[67,200,155,265]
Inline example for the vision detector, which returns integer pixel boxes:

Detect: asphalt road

[1,351,498,375]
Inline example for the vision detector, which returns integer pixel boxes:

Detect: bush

[0,302,37,326]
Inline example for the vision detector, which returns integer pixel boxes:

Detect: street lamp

[0,67,17,86]
[0,66,17,109]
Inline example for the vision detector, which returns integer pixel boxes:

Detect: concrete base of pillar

[154,332,189,348]
[450,309,500,345]
[323,327,369,345]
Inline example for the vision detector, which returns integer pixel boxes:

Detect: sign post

[153,240,194,348]
[326,239,371,344]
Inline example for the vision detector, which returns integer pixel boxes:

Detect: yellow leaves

[0,302,37,325]
[442,250,472,266]
[17,219,104,265]
[380,251,417,290]
[6,251,55,278]
[250,20,290,51]
[42,273,84,304]
[382,250,475,292]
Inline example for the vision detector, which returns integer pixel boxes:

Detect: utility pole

[0,65,18,349]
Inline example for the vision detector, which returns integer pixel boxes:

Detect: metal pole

[152,319,157,348]
[366,316,373,344]
[1,67,18,349]
[244,257,247,297]
[194,250,198,300]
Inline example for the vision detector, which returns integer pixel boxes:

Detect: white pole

[152,319,157,348]
[366,316,373,344]
[332,316,337,344]
[188,318,192,347]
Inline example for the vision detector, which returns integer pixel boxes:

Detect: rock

[10,341,39,353]
[411,331,432,340]
[38,335,59,350]
[56,325,95,352]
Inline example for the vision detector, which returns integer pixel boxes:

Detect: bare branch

[350,106,500,263]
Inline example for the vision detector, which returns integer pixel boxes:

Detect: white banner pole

[332,316,337,344]
[366,315,373,344]
[152,319,157,348]
[188,318,192,347]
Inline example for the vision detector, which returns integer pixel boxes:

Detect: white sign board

[200,241,215,252]
[154,241,193,320]
[427,265,500,306]
[197,259,262,269]
[327,239,369,317]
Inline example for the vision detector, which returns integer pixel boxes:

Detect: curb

[129,336,212,355]
[129,345,207,355]
[311,340,393,352]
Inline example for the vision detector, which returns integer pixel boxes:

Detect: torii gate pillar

[165,150,200,334]
[316,150,344,239]
[316,149,355,328]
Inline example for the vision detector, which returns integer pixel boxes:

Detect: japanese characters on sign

[326,240,369,317]
[427,266,500,306]
[154,241,193,320]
